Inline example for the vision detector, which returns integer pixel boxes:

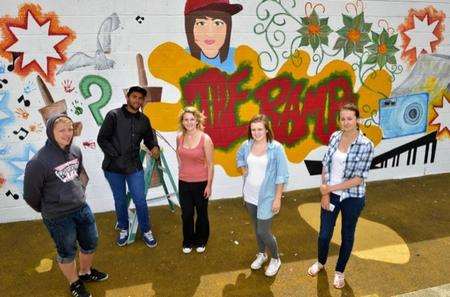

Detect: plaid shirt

[322,130,374,200]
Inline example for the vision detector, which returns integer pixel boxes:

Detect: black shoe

[70,279,91,297]
[79,268,109,282]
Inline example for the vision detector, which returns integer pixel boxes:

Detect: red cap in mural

[184,0,243,15]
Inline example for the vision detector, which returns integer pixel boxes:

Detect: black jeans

[318,193,365,272]
[179,180,209,248]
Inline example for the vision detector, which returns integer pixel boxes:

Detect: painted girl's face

[193,16,227,58]
[250,121,267,142]
[182,112,198,132]
[339,109,358,132]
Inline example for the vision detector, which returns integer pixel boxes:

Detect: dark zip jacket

[23,114,87,219]
[97,104,158,174]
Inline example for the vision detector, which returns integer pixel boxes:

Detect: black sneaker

[70,279,91,297]
[79,268,109,282]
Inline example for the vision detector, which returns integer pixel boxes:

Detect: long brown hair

[247,114,274,142]
[185,10,232,63]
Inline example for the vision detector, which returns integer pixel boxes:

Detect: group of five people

[24,86,374,297]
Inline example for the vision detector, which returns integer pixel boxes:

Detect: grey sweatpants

[245,202,279,259]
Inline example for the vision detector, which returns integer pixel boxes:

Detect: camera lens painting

[380,93,429,139]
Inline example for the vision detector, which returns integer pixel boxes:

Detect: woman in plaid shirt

[307,103,374,289]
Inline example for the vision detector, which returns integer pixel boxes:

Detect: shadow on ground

[1,174,449,297]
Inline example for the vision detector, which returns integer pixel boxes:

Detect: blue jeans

[43,204,98,264]
[318,193,365,272]
[104,170,151,233]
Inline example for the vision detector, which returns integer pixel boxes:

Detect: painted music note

[17,95,30,107]
[0,78,7,89]
[6,190,19,200]
[7,52,20,72]
[13,127,29,140]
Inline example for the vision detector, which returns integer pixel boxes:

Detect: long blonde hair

[179,106,206,133]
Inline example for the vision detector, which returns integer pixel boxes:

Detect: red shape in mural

[398,6,445,66]
[0,4,76,83]
[182,66,356,148]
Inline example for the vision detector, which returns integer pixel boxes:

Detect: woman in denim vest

[307,103,374,289]
[236,114,289,277]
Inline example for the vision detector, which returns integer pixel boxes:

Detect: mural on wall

[57,13,121,75]
[0,0,448,222]
[0,3,76,83]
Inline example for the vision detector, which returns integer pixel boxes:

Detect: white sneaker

[182,247,192,254]
[265,258,281,277]
[196,246,206,253]
[250,253,268,270]
[307,261,324,276]
[333,272,345,289]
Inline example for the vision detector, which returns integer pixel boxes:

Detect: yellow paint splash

[298,203,410,264]
[145,43,388,176]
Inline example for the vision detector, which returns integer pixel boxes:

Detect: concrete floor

[1,173,449,297]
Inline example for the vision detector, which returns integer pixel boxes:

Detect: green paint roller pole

[79,75,112,126]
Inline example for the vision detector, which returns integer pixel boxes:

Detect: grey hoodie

[23,114,86,219]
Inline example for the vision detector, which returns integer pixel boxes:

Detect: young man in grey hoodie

[24,114,107,297]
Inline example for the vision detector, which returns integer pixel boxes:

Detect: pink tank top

[177,133,208,182]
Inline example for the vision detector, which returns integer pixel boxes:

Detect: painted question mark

[79,75,112,126]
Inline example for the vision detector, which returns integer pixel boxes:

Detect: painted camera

[379,93,429,139]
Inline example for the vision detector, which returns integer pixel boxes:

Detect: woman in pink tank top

[176,106,214,254]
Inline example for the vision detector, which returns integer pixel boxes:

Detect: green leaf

[388,33,398,45]
[387,55,397,65]
[371,31,380,44]
[310,10,319,24]
[366,43,378,53]
[365,54,378,64]
[319,17,329,26]
[343,14,353,27]
[354,13,363,28]
[362,22,372,33]
[333,37,346,50]
[377,55,387,69]
[311,35,320,51]
[336,27,348,37]
[360,33,371,46]
[319,35,329,46]
[299,37,310,47]
[343,41,354,58]
[301,17,310,25]
[297,26,309,35]
[380,29,389,43]
[320,24,332,34]
[355,42,364,53]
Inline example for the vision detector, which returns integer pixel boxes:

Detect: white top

[243,152,268,205]
[329,149,347,196]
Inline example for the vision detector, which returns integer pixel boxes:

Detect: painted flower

[297,10,333,51]
[334,13,372,58]
[365,29,399,68]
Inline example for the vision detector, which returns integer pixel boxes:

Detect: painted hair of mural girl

[307,103,374,289]
[184,0,242,73]
[176,106,214,254]
[236,114,289,277]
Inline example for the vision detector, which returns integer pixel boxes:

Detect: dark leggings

[179,180,209,247]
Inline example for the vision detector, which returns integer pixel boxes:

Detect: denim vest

[236,140,289,219]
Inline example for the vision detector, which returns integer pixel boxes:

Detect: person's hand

[272,198,281,214]
[321,194,330,210]
[320,184,331,195]
[150,146,160,159]
[203,185,212,198]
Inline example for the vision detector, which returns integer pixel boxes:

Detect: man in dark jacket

[24,114,107,297]
[97,86,160,248]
